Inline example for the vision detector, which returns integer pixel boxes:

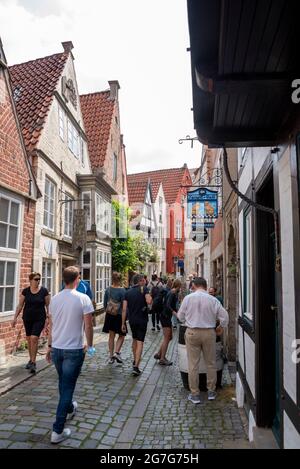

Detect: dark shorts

[160,314,172,328]
[102,313,127,336]
[23,319,45,337]
[129,322,147,342]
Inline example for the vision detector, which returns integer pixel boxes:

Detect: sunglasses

[33,278,41,281]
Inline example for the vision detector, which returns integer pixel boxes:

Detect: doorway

[255,172,280,444]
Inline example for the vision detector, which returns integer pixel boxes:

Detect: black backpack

[152,285,167,309]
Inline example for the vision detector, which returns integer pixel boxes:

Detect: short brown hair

[112,271,122,285]
[63,266,80,285]
[29,272,41,281]
[193,277,207,289]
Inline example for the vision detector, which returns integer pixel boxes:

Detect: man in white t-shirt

[46,266,94,444]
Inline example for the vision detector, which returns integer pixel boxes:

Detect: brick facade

[0,63,37,358]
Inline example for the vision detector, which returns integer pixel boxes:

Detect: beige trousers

[185,327,216,394]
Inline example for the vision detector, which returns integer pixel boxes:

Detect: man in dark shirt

[122,274,152,375]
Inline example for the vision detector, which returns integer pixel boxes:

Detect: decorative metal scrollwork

[178,135,199,148]
[199,168,222,187]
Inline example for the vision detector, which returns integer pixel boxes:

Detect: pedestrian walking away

[122,274,152,376]
[76,271,93,301]
[12,272,50,374]
[177,277,229,404]
[154,279,181,366]
[149,274,164,331]
[46,266,95,444]
[103,271,127,364]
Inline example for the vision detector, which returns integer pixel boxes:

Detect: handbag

[105,287,121,316]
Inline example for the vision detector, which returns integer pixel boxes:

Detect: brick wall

[0,68,37,357]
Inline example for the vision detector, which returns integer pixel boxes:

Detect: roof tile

[80,91,115,170]
[127,167,191,204]
[9,52,68,151]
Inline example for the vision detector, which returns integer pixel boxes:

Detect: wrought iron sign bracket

[178,135,199,148]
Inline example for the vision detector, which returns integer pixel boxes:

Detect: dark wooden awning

[187,0,300,147]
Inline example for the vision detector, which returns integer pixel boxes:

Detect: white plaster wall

[284,413,300,449]
[238,149,253,195]
[253,147,271,180]
[153,184,167,273]
[245,333,255,399]
[278,147,297,402]
[38,55,91,181]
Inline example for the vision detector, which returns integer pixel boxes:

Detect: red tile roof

[127,167,191,204]
[9,52,68,151]
[127,180,148,205]
[80,91,115,170]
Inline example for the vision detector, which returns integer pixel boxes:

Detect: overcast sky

[0,0,202,173]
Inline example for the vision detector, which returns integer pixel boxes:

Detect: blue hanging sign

[187,188,218,221]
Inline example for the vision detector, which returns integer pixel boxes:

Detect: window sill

[0,312,14,323]
[41,228,57,239]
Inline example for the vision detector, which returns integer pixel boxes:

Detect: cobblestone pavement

[0,325,251,449]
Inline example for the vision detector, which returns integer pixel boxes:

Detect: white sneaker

[51,428,71,444]
[66,401,77,420]
[188,393,202,404]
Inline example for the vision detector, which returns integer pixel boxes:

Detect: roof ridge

[128,167,187,176]
[9,51,67,69]
[80,90,110,97]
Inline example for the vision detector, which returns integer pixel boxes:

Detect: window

[82,249,91,285]
[176,220,182,240]
[58,106,65,140]
[0,196,20,250]
[43,178,55,231]
[67,120,80,158]
[113,153,118,182]
[64,195,73,238]
[80,139,85,166]
[42,260,53,294]
[0,260,16,314]
[82,192,91,230]
[146,204,151,220]
[96,194,110,234]
[244,210,253,321]
[96,249,111,305]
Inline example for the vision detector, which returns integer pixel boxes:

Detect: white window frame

[96,249,111,305]
[82,191,91,230]
[43,177,55,231]
[42,260,54,294]
[0,194,21,252]
[96,194,110,235]
[58,106,65,141]
[64,194,73,238]
[0,259,17,315]
[176,220,182,240]
[67,119,80,158]
[244,210,253,321]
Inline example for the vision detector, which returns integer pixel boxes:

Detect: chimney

[62,41,74,54]
[182,163,188,169]
[108,80,120,100]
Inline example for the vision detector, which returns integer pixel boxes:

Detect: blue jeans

[51,348,85,434]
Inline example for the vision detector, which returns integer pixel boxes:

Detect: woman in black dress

[12,272,50,373]
[102,272,127,364]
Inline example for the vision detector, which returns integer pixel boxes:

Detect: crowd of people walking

[11,267,228,444]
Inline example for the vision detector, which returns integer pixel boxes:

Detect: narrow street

[0,327,250,450]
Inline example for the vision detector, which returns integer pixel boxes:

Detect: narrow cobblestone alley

[0,327,250,450]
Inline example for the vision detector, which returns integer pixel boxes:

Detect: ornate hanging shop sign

[187,188,218,228]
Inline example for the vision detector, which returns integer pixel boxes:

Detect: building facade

[10,42,91,296]
[0,40,39,359]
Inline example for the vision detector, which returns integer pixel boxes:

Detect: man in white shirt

[177,277,229,404]
[46,266,94,444]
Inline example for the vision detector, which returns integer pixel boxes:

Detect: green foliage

[111,200,139,274]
